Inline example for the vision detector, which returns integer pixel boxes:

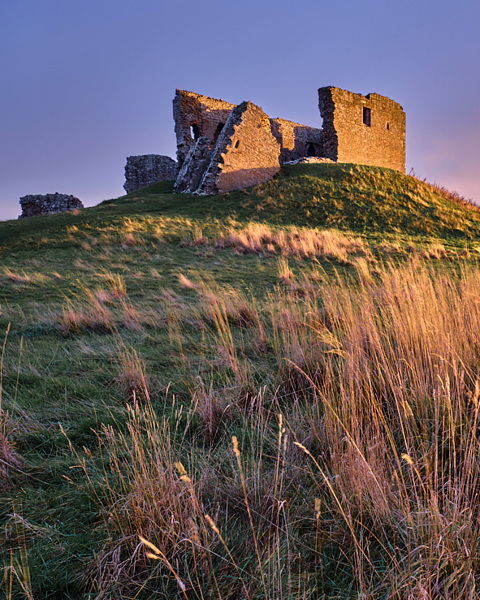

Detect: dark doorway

[306,143,316,157]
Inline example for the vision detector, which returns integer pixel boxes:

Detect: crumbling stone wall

[173,91,235,168]
[196,102,281,195]
[124,154,177,194]
[270,118,323,163]
[318,87,405,172]
[174,90,323,171]
[19,193,84,218]
[174,137,212,193]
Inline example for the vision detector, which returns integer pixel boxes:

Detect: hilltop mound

[160,162,476,238]
[115,163,480,239]
[1,164,479,250]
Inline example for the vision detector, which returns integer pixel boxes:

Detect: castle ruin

[124,86,405,195]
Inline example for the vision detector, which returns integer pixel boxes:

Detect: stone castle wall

[270,118,323,163]
[318,87,405,172]
[174,137,212,193]
[124,154,177,194]
[19,193,84,218]
[173,91,235,168]
[196,102,281,195]
[174,90,324,171]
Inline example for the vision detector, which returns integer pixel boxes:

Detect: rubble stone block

[19,193,84,218]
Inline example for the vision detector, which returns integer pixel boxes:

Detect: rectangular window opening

[363,107,371,127]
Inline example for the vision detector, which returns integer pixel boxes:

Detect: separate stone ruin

[124,154,177,194]
[19,193,84,218]
[171,86,405,195]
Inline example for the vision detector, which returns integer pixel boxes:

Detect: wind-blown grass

[57,262,480,599]
[3,163,480,598]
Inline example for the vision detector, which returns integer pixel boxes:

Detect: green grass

[2,163,480,598]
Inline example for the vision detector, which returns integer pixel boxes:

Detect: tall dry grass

[183,222,370,261]
[75,261,480,598]
[71,401,216,598]
[0,327,23,487]
[270,262,480,598]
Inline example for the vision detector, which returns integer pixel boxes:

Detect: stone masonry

[318,87,405,172]
[173,90,323,172]
[19,193,84,218]
[196,101,281,195]
[128,86,405,197]
[124,154,177,194]
[269,118,323,163]
[171,86,405,195]
[173,91,235,169]
[173,91,325,195]
[174,137,213,193]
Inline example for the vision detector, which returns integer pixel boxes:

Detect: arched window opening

[306,143,316,157]
[190,123,200,141]
[234,140,240,149]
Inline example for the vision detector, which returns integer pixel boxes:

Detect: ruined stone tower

[318,87,405,172]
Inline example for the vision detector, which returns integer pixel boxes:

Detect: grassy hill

[2,164,480,599]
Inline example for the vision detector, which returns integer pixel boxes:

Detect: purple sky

[1,0,479,221]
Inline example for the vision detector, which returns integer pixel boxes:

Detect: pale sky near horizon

[1,0,479,221]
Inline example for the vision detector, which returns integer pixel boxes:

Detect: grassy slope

[2,163,480,251]
[1,164,480,598]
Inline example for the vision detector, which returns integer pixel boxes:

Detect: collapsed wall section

[195,101,281,195]
[174,137,212,193]
[124,155,177,194]
[19,193,84,218]
[270,118,323,163]
[318,87,405,172]
[173,90,235,168]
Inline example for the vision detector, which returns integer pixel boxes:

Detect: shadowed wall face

[174,137,212,193]
[19,193,84,218]
[270,118,323,162]
[318,87,406,172]
[124,155,177,193]
[173,90,235,168]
